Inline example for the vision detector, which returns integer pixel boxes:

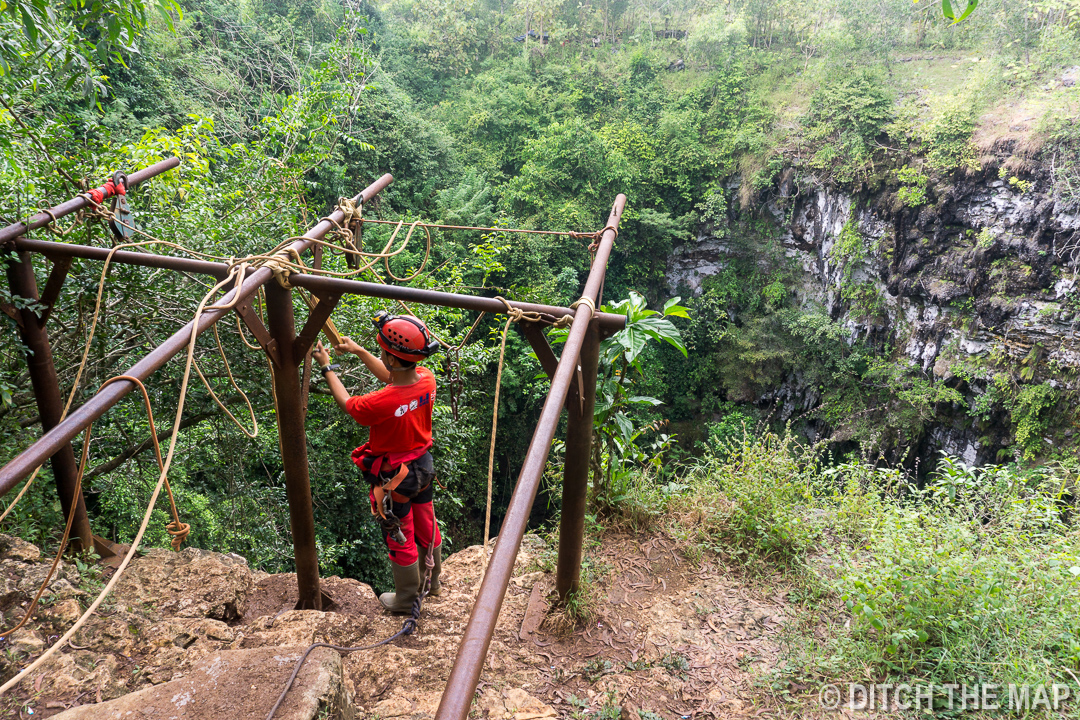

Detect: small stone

[10,628,44,654]
[46,598,83,624]
[46,579,82,602]
[373,696,414,718]
[0,576,21,605]
[173,632,197,649]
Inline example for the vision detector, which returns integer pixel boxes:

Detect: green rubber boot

[379,561,420,614]
[420,544,442,597]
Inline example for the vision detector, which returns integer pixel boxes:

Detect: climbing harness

[263,552,437,720]
[370,462,412,545]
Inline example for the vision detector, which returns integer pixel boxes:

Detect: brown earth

[0,531,807,719]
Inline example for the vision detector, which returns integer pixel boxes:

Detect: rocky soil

[0,532,798,719]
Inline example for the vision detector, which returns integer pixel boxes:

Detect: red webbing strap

[370,462,411,519]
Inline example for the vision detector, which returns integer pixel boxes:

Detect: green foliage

[0,0,182,97]
[1010,383,1058,460]
[940,0,980,24]
[655,445,1080,690]
[826,458,1080,685]
[895,165,929,208]
[672,430,821,569]
[804,71,893,183]
[577,292,690,508]
[921,95,979,172]
[703,407,755,459]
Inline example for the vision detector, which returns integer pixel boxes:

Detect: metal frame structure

[0,160,627,714]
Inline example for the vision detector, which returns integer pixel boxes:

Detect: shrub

[808,71,894,143]
[672,429,821,569]
[828,460,1080,685]
[922,95,979,172]
[803,71,893,183]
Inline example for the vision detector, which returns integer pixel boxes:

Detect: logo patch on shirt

[409,399,419,411]
[395,404,409,417]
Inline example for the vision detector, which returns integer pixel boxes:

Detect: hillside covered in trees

[2,1,1080,712]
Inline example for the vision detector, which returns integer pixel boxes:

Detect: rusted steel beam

[234,298,281,367]
[556,317,600,598]
[516,321,559,380]
[287,274,627,331]
[3,251,94,552]
[9,239,627,332]
[38,256,72,324]
[264,281,323,611]
[0,173,395,498]
[434,194,627,720]
[0,157,181,244]
[1,300,21,327]
[11,237,233,279]
[294,293,341,359]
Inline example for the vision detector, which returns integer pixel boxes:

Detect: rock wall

[667,164,1080,464]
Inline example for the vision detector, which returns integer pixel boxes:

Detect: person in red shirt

[312,310,443,613]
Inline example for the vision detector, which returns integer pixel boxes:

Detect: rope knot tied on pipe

[261,247,304,288]
[322,197,363,264]
[569,296,596,315]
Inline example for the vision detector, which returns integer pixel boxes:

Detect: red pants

[372,489,442,567]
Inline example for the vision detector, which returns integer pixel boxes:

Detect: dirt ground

[0,530,816,719]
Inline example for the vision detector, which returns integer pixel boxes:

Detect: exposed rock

[0,575,21,605]
[45,598,84,624]
[48,646,352,720]
[9,627,44,655]
[13,558,78,595]
[667,166,1080,462]
[0,533,41,562]
[112,546,254,621]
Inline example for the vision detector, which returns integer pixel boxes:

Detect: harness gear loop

[369,461,411,521]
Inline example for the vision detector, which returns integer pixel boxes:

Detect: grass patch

[602,430,1080,699]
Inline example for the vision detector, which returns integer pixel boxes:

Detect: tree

[0,0,182,97]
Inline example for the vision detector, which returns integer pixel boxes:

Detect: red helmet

[372,310,440,362]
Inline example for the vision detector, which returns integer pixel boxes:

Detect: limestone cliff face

[667,164,1080,464]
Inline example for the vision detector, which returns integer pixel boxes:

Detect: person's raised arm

[335,336,392,385]
[312,342,352,413]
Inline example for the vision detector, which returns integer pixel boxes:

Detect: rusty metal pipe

[434,194,627,720]
[4,251,94,551]
[0,157,182,244]
[7,240,626,331]
[0,174,394,497]
[555,317,600,598]
[11,237,234,278]
[264,282,323,610]
[287,275,626,331]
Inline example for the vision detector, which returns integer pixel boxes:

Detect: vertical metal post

[4,251,94,552]
[263,281,323,610]
[555,317,600,599]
